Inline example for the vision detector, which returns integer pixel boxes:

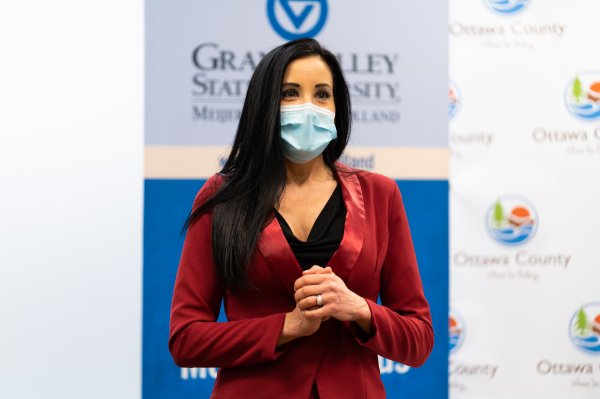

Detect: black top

[274,184,346,270]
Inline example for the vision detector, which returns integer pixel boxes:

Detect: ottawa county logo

[565,72,600,121]
[484,0,530,15]
[486,196,538,246]
[449,81,461,120]
[267,0,328,40]
[569,303,600,355]
[449,310,465,354]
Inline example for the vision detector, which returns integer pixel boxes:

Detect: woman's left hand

[293,266,372,333]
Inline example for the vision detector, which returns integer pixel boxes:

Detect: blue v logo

[281,0,314,29]
[267,0,329,40]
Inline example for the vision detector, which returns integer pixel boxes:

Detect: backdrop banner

[144,1,448,398]
[450,1,600,398]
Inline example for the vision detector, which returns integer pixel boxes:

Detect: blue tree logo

[570,303,600,355]
[565,72,600,121]
[267,0,329,40]
[449,309,466,354]
[485,196,538,246]
[449,81,461,120]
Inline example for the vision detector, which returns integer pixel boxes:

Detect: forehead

[283,56,333,85]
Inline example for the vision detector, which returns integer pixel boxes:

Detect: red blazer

[169,164,434,398]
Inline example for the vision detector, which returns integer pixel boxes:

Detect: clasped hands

[278,265,372,346]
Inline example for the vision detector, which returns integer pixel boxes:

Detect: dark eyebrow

[282,82,332,89]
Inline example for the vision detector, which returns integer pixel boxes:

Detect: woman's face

[280,55,335,113]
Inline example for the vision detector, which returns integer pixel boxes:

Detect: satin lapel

[257,212,302,295]
[256,163,366,293]
[327,163,366,282]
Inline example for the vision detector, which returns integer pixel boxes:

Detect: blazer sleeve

[351,181,434,367]
[168,175,288,368]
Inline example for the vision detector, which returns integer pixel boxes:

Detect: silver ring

[316,294,323,307]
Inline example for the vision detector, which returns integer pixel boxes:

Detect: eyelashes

[315,90,332,100]
[281,88,299,98]
[281,88,332,100]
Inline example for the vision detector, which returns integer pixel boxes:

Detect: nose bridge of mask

[280,102,334,123]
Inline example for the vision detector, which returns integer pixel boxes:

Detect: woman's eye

[282,88,298,98]
[316,90,332,100]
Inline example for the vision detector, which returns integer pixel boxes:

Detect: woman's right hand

[277,303,321,346]
[277,265,336,346]
[277,265,335,346]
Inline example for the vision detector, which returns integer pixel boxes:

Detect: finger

[298,292,333,311]
[294,273,333,291]
[297,295,320,311]
[302,265,325,275]
[295,278,341,301]
[302,265,334,275]
[294,269,322,291]
[313,266,334,275]
[303,305,333,320]
[294,283,327,302]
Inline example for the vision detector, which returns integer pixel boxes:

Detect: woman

[169,38,433,398]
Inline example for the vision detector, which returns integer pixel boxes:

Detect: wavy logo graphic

[486,196,538,246]
[484,0,530,15]
[565,72,600,121]
[449,310,465,354]
[570,303,600,355]
[449,81,461,120]
[267,0,328,40]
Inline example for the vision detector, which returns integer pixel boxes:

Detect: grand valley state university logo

[267,0,328,40]
[486,196,538,246]
[484,0,530,15]
[570,303,600,355]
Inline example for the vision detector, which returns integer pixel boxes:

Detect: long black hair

[183,38,352,291]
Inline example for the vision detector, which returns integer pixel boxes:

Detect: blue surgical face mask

[280,103,337,164]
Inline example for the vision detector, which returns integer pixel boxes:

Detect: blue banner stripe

[142,179,448,399]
